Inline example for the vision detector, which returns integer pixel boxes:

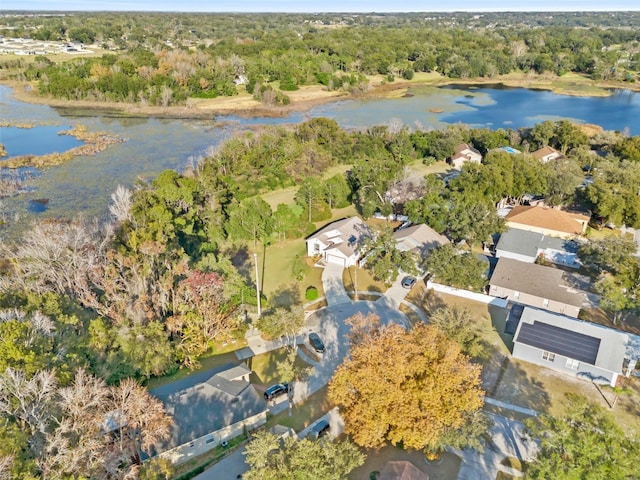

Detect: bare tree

[0,368,57,436]
[109,185,133,224]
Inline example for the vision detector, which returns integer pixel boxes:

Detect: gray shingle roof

[514,307,629,373]
[490,257,584,307]
[496,229,578,258]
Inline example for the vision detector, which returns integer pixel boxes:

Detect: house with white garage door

[306,216,372,267]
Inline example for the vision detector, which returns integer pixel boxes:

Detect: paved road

[291,298,410,404]
[195,446,249,480]
[452,413,538,480]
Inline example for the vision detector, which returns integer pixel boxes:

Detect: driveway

[321,263,351,306]
[291,298,410,404]
[452,413,538,480]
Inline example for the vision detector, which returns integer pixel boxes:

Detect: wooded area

[1,12,639,104]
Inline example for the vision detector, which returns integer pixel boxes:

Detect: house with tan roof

[305,217,372,267]
[449,143,482,170]
[532,145,564,163]
[505,205,590,239]
[489,257,586,317]
[393,223,449,259]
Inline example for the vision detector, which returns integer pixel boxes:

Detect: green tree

[362,225,419,285]
[578,236,637,276]
[226,196,274,247]
[243,430,365,480]
[296,177,330,222]
[429,305,485,357]
[426,244,488,292]
[525,394,640,480]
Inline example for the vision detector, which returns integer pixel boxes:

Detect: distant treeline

[1,12,639,105]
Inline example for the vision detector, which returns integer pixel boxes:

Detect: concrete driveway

[321,263,351,306]
[452,413,538,480]
[291,298,410,404]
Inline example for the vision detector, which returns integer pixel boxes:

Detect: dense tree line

[2,12,639,104]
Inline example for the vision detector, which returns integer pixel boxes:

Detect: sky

[5,0,640,12]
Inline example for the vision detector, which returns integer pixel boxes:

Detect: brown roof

[532,145,563,160]
[490,257,584,308]
[506,206,588,236]
[379,461,429,480]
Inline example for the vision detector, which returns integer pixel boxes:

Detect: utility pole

[254,252,261,317]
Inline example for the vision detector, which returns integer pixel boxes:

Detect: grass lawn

[252,238,315,300]
[343,265,388,294]
[407,159,453,178]
[267,384,334,432]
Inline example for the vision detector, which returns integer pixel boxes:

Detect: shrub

[306,286,318,301]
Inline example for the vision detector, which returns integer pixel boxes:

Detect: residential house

[380,461,429,480]
[393,223,449,259]
[489,257,585,317]
[513,307,640,387]
[305,216,372,267]
[449,143,482,170]
[495,228,579,267]
[532,145,564,163]
[151,363,267,465]
[505,205,590,239]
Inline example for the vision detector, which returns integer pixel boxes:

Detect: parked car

[308,419,330,439]
[264,383,289,401]
[308,332,326,354]
[401,276,417,289]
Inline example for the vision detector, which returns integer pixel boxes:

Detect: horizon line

[3,9,640,13]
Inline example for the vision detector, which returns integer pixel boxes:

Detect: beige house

[489,257,585,317]
[393,223,449,258]
[505,205,589,239]
[532,145,564,163]
[449,143,482,169]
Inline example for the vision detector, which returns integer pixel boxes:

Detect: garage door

[326,254,346,266]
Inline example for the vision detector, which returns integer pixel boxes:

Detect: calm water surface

[1,83,639,237]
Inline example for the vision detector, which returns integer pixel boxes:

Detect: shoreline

[4,73,639,121]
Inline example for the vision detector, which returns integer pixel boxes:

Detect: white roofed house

[449,143,483,170]
[305,217,372,267]
[512,307,640,387]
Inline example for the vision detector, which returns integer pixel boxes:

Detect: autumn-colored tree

[169,269,239,367]
[329,313,484,451]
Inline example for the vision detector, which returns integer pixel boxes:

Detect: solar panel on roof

[516,321,601,365]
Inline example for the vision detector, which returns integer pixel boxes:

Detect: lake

[1,83,640,238]
[0,125,83,157]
